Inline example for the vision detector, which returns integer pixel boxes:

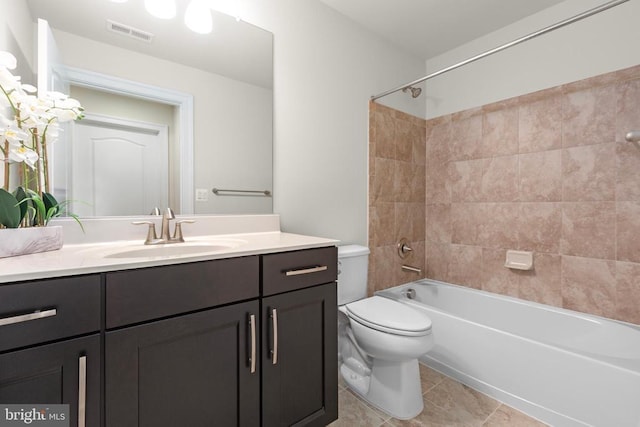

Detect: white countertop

[0,231,338,284]
[0,214,339,284]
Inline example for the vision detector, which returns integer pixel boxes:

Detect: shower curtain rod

[371,0,630,101]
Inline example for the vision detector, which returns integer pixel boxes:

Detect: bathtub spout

[402,265,422,275]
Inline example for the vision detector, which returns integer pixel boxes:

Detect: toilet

[337,245,434,420]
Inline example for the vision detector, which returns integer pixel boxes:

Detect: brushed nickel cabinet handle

[0,308,57,327]
[249,314,256,374]
[270,308,278,365]
[78,355,87,427]
[285,265,328,276]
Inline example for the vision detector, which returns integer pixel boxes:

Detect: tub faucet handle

[397,238,413,259]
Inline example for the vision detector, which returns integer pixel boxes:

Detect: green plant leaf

[0,188,22,228]
[24,189,46,227]
[42,192,58,214]
[12,186,28,223]
[68,213,85,233]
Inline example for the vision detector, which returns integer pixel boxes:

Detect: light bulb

[184,0,213,34]
[144,0,176,19]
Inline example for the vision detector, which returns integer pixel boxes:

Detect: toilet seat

[345,296,432,337]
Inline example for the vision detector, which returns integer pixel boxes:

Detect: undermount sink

[79,238,247,259]
[104,243,234,259]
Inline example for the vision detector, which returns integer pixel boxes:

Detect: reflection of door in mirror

[54,85,177,216]
[69,114,168,217]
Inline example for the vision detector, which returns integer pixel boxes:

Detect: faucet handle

[132,221,158,244]
[172,220,195,242]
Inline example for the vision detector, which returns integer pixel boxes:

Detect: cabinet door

[105,300,260,427]
[262,283,338,427]
[0,334,101,427]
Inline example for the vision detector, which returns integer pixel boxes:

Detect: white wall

[0,0,34,76]
[424,0,640,118]
[237,0,426,244]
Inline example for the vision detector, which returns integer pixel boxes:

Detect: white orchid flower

[43,123,60,141]
[45,91,69,101]
[0,117,29,146]
[8,144,39,169]
[0,51,84,199]
[0,68,21,94]
[18,95,48,122]
[58,96,82,109]
[53,108,81,122]
[32,118,58,138]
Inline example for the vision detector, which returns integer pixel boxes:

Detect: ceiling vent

[106,20,154,43]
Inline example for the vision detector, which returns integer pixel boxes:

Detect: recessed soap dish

[504,250,533,271]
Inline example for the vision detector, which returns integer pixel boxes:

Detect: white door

[71,114,168,216]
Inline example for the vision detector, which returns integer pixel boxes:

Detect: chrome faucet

[133,208,195,245]
[160,207,175,241]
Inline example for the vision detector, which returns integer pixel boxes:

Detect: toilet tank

[337,245,370,305]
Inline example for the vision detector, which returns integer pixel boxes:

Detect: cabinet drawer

[106,256,259,328]
[262,247,337,296]
[0,275,101,352]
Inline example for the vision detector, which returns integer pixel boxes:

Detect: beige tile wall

[368,102,427,296]
[369,64,640,325]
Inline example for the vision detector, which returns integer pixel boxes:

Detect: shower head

[402,86,422,98]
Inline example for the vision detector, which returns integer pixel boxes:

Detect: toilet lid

[345,296,432,336]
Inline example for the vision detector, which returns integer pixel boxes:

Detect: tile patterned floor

[329,364,548,427]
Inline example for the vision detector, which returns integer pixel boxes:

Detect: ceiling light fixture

[184,0,213,34]
[144,0,177,19]
[112,0,220,34]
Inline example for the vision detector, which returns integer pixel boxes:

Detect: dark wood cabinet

[0,275,101,352]
[0,274,102,427]
[262,283,338,427]
[104,256,261,427]
[1,246,337,427]
[105,256,259,328]
[105,300,260,427]
[261,247,338,426]
[0,334,101,427]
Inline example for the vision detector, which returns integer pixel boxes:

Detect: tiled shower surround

[368,64,640,325]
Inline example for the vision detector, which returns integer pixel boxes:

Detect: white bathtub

[377,279,640,427]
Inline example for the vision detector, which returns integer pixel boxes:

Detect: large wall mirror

[25,0,273,216]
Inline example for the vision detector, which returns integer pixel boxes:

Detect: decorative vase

[0,226,63,258]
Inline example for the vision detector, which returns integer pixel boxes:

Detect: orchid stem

[2,139,8,191]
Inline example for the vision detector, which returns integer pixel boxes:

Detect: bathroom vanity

[0,216,338,427]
